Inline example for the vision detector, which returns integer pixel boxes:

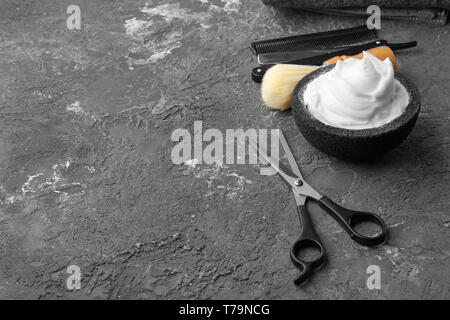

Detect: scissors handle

[290,205,327,286]
[318,196,388,247]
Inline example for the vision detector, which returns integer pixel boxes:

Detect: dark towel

[261,0,450,9]
[262,1,449,24]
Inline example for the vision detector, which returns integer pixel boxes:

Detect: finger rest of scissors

[290,205,327,286]
[290,237,327,285]
[318,196,388,247]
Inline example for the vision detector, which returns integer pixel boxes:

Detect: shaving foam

[304,51,409,130]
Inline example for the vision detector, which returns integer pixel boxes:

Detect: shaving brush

[261,64,319,111]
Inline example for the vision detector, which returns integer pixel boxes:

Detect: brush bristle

[261,64,319,111]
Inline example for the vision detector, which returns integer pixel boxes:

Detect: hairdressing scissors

[248,131,388,285]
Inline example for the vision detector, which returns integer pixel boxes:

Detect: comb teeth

[250,25,377,55]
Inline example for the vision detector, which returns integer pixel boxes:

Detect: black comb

[250,25,377,55]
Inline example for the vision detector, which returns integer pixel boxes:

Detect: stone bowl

[291,65,421,161]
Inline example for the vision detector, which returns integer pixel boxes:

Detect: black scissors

[248,131,388,285]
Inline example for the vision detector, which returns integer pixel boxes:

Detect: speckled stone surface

[291,65,421,160]
[0,0,449,299]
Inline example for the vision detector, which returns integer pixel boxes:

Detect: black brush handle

[251,65,273,82]
[388,41,417,50]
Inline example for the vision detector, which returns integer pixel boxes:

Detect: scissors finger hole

[292,239,323,263]
[350,217,383,238]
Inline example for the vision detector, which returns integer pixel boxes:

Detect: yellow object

[324,46,397,68]
[261,46,397,111]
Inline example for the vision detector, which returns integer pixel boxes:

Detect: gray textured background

[0,0,449,299]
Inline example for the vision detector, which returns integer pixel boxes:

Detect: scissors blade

[278,131,307,206]
[248,134,322,200]
[278,131,303,179]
